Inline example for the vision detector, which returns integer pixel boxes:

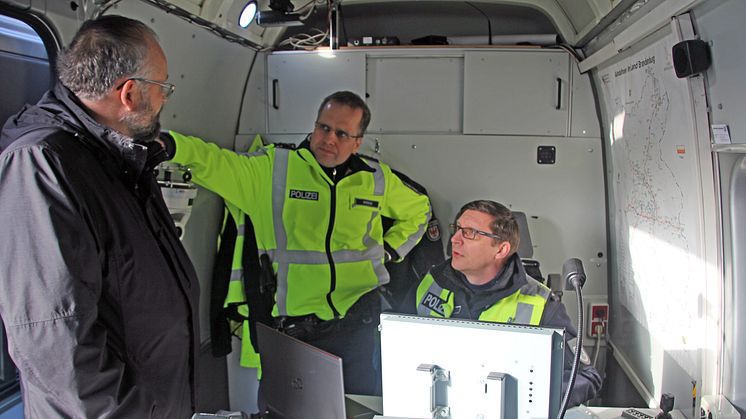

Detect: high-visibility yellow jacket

[220,135,264,370]
[414,255,604,406]
[170,131,431,320]
[415,254,551,325]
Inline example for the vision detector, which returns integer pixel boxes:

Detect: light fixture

[238,2,257,28]
[256,10,304,27]
[256,0,304,27]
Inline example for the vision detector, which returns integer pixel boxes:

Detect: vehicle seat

[512,211,544,283]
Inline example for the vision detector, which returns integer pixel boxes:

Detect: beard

[121,100,162,144]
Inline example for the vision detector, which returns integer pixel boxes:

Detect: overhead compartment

[463,50,570,136]
[266,52,366,134]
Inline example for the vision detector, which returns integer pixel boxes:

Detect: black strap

[241,214,275,352]
[209,212,237,357]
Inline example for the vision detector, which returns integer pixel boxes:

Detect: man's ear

[494,241,512,260]
[117,79,139,112]
[352,137,363,153]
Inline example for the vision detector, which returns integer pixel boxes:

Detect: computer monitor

[379,313,564,419]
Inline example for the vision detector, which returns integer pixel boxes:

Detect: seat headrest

[512,211,534,259]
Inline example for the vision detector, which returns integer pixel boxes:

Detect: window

[0,9,54,414]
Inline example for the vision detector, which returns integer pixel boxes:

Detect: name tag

[289,189,319,201]
[353,198,379,208]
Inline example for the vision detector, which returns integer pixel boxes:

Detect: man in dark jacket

[413,200,602,407]
[0,16,199,418]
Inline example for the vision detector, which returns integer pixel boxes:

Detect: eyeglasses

[116,77,175,98]
[450,223,501,241]
[314,122,363,141]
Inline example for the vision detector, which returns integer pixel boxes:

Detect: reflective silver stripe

[238,148,269,157]
[236,223,245,236]
[395,201,432,258]
[520,276,551,300]
[514,303,535,324]
[362,210,380,255]
[372,257,390,286]
[417,280,444,316]
[272,149,291,315]
[262,247,384,265]
[365,159,386,196]
[230,269,243,281]
[357,161,386,285]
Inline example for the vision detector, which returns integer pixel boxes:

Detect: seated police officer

[412,200,602,406]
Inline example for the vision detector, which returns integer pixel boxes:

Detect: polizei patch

[421,292,446,316]
[289,189,319,201]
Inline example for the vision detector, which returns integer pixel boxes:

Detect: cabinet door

[464,50,570,136]
[367,56,463,133]
[267,53,365,134]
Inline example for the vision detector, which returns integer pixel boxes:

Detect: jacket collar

[297,138,375,183]
[434,253,527,297]
[52,83,155,177]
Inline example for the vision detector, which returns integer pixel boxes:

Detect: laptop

[255,323,380,419]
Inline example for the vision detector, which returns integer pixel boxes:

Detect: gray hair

[57,15,157,100]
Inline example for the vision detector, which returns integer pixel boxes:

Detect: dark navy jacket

[0,83,200,418]
[410,254,603,407]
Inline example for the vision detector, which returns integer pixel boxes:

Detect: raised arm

[165,130,271,213]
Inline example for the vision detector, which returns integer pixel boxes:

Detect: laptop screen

[256,323,348,419]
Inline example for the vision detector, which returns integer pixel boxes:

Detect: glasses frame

[314,121,364,141]
[116,77,175,98]
[450,223,502,241]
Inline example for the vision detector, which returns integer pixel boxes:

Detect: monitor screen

[379,313,564,419]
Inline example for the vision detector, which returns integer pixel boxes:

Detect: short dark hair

[455,200,520,255]
[317,91,371,136]
[57,15,157,100]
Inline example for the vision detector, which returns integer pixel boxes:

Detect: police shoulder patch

[420,291,447,316]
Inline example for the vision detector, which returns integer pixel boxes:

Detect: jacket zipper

[325,168,340,318]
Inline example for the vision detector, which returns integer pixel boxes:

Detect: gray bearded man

[0,15,199,418]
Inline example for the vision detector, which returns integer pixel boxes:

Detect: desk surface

[372,406,686,419]
[564,406,686,419]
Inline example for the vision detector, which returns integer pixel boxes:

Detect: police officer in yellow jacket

[160,91,431,395]
[414,200,602,406]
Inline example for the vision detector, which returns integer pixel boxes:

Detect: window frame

[0,4,59,414]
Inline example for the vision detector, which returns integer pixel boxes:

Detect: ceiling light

[238,2,257,28]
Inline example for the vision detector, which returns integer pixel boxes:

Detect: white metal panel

[357,134,608,295]
[367,56,463,133]
[570,60,601,138]
[238,52,268,136]
[463,50,570,136]
[266,52,366,134]
[696,0,746,144]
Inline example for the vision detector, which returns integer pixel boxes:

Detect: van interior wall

[696,0,746,414]
[585,0,746,413]
[233,46,609,409]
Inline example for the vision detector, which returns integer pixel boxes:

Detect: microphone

[562,258,586,290]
